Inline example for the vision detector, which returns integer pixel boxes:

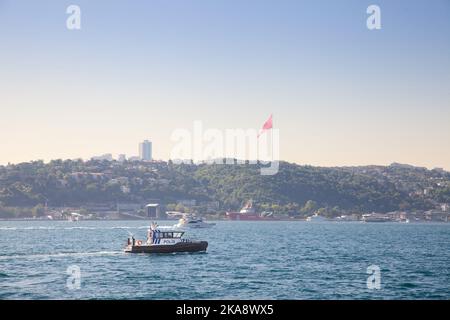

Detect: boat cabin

[152,230,184,239]
[148,229,185,245]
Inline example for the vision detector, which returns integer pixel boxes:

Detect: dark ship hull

[124,241,208,254]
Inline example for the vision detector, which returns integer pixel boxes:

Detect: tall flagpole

[271,114,274,162]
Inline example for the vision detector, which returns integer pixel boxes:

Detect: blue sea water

[0,220,449,300]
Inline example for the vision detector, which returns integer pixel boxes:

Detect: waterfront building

[146,203,160,218]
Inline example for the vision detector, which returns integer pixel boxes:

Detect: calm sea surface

[0,220,449,300]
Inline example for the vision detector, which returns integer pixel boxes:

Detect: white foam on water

[0,251,123,261]
[0,226,150,231]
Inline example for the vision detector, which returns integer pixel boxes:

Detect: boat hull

[125,241,208,254]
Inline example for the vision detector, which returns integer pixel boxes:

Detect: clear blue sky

[1,0,449,169]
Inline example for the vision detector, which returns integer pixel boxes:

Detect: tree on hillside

[301,200,318,214]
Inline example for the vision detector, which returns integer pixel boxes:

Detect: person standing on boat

[147,227,152,244]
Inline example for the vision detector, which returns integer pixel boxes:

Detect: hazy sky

[1,0,449,169]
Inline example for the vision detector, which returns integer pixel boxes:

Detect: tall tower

[139,140,152,161]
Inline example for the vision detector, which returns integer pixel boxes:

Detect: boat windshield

[154,231,184,239]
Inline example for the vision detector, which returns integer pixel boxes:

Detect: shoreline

[0,218,448,223]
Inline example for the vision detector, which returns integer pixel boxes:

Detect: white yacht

[361,213,392,223]
[306,214,328,222]
[174,213,216,229]
[335,215,359,222]
[68,212,82,222]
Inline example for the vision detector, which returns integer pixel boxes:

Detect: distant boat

[334,215,359,222]
[68,212,82,222]
[306,214,328,222]
[174,213,215,229]
[361,213,392,223]
[165,211,185,220]
[226,200,277,221]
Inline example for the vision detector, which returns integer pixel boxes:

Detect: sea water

[0,220,449,299]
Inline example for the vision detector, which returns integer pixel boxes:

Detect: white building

[118,154,126,162]
[139,140,152,161]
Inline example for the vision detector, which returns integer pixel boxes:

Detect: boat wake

[0,226,150,231]
[0,251,123,261]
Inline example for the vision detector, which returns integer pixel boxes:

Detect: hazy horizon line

[1,157,448,173]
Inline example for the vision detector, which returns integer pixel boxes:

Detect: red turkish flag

[258,114,273,138]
